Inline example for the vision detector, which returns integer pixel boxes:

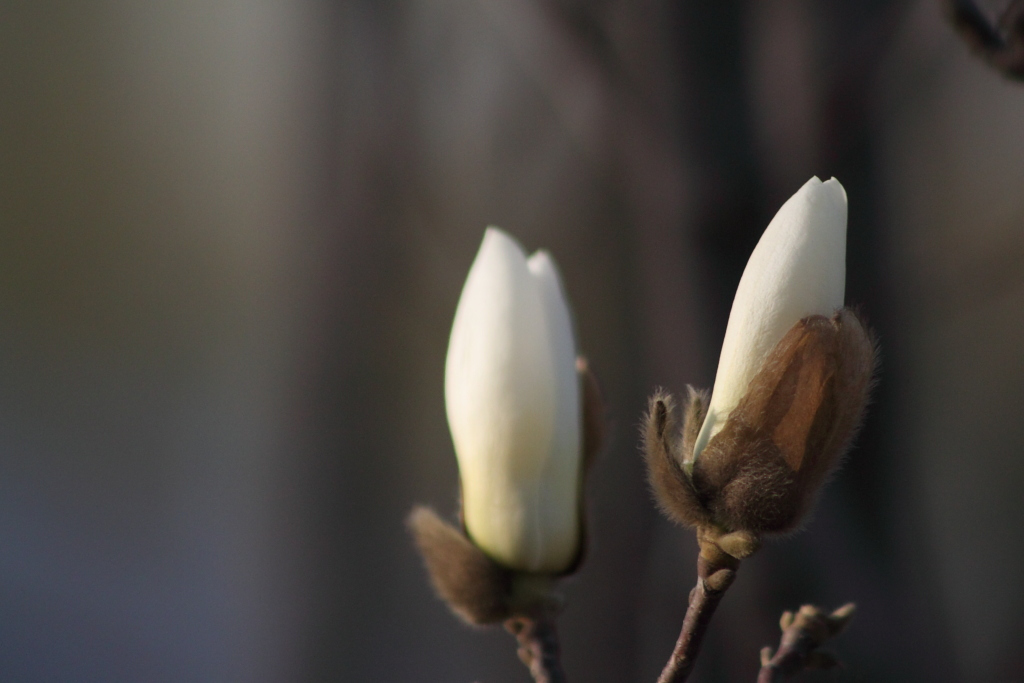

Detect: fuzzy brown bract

[643,388,713,529]
[643,309,877,537]
[407,506,513,625]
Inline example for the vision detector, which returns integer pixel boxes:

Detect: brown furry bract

[643,388,713,528]
[407,506,513,625]
[643,309,877,535]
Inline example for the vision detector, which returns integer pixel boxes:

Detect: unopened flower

[644,177,876,546]
[444,227,583,574]
[693,177,848,462]
[409,228,604,626]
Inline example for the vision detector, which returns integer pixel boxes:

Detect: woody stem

[505,613,567,683]
[656,550,739,683]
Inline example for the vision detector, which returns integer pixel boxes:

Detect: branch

[505,614,567,683]
[946,0,1024,80]
[756,603,856,683]
[656,549,739,683]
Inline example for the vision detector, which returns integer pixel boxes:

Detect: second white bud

[692,176,848,464]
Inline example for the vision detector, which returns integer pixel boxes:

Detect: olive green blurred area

[2,1,1023,681]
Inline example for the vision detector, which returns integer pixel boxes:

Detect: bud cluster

[409,177,877,661]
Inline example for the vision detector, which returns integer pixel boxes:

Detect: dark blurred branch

[946,0,1024,79]
[756,604,856,683]
[656,550,739,683]
[506,614,567,683]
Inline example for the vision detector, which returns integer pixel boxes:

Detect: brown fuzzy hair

[407,506,513,625]
[693,309,877,533]
[642,388,713,528]
[643,309,877,536]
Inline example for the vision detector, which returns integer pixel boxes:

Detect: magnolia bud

[693,177,848,463]
[644,177,877,539]
[445,227,582,573]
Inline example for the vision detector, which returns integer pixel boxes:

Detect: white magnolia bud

[445,227,581,573]
[692,177,848,464]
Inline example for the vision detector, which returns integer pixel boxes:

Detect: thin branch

[946,0,1024,80]
[756,603,856,683]
[505,614,567,683]
[656,551,739,683]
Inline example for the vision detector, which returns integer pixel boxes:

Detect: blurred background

[2,0,1024,681]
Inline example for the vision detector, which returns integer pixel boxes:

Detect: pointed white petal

[692,177,847,462]
[526,250,581,570]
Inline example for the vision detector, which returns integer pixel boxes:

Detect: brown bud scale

[407,505,513,625]
[642,390,713,529]
[642,309,877,536]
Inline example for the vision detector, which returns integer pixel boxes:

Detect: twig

[505,614,567,683]
[946,0,1024,80]
[656,549,739,683]
[757,603,856,683]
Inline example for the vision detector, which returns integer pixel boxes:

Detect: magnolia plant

[409,178,876,683]
[409,228,603,682]
[643,177,876,682]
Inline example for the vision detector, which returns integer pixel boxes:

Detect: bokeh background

[2,0,1024,681]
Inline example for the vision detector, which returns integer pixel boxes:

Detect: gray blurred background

[2,0,1024,681]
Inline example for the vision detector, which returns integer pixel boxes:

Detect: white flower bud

[691,177,848,464]
[445,227,581,573]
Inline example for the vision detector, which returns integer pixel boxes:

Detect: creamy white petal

[692,177,847,463]
[445,227,580,572]
[526,250,581,570]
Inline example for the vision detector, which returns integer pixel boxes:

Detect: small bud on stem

[758,603,856,683]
